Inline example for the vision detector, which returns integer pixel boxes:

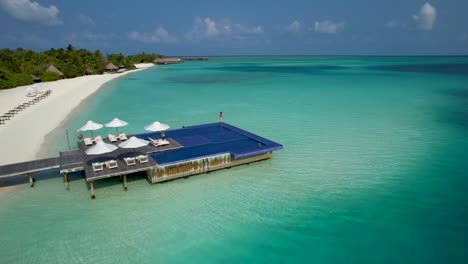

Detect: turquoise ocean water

[1,57,468,263]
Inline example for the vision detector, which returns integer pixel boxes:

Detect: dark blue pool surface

[134,123,283,165]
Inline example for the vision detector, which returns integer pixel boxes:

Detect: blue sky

[0,0,467,55]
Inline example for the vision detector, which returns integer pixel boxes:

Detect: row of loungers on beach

[84,133,128,146]
[92,155,149,172]
[0,90,52,125]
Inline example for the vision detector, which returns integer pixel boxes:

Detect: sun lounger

[137,155,149,164]
[84,137,93,146]
[149,138,170,147]
[105,160,118,169]
[94,135,103,142]
[118,132,128,141]
[124,157,136,166]
[108,134,118,142]
[92,162,104,172]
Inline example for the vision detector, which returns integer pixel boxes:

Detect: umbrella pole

[91,130,94,138]
[116,127,118,134]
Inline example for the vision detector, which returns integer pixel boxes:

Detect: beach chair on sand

[108,134,118,142]
[84,137,93,146]
[105,160,118,169]
[137,155,148,164]
[92,162,104,172]
[118,132,128,141]
[94,135,103,143]
[124,157,136,166]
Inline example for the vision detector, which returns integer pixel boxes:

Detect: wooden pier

[0,123,283,198]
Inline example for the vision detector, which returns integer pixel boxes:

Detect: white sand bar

[0,65,152,165]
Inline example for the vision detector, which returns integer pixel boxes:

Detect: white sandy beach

[0,63,153,167]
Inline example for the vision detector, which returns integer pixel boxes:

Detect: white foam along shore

[0,63,154,166]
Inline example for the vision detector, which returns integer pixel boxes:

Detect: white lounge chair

[118,132,128,141]
[92,162,104,172]
[124,157,136,166]
[84,137,93,146]
[105,160,118,169]
[94,135,103,143]
[149,138,169,147]
[137,155,149,164]
[108,134,118,142]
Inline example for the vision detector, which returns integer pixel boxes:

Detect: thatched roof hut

[46,64,64,76]
[31,74,41,83]
[84,68,94,75]
[153,58,183,65]
[106,63,118,71]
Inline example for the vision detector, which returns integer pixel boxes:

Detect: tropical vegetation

[0,45,164,89]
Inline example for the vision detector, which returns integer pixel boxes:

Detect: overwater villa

[153,58,183,64]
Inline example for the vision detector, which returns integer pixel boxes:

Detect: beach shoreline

[0,63,154,194]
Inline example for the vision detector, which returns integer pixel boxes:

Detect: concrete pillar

[28,173,34,188]
[89,181,95,199]
[123,175,128,191]
[63,172,69,190]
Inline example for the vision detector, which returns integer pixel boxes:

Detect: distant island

[0,45,165,89]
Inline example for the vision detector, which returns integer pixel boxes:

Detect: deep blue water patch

[368,63,468,75]
[163,72,262,84]
[205,65,348,75]
[134,123,283,165]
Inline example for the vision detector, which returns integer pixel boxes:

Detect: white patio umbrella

[105,118,128,134]
[144,121,170,139]
[85,141,118,155]
[144,121,170,132]
[118,136,149,154]
[79,120,103,137]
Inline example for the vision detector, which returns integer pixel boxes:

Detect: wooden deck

[79,137,182,181]
[59,149,84,173]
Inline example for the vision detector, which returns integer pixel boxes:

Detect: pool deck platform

[0,123,283,198]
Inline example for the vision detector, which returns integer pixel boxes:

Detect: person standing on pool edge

[219,111,223,125]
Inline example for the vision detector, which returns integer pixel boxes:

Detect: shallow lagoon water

[1,57,468,263]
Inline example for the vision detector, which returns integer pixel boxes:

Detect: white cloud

[413,2,436,30]
[385,20,399,29]
[204,17,219,36]
[127,27,177,44]
[314,20,344,34]
[79,14,95,26]
[0,0,62,26]
[186,17,264,42]
[287,20,302,33]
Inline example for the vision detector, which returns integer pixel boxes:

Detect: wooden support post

[89,181,95,199]
[63,172,69,190]
[28,172,34,188]
[123,174,128,191]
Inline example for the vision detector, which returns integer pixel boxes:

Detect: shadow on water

[0,169,84,188]
[368,63,468,75]
[89,171,149,191]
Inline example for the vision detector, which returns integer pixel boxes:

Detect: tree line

[0,45,164,89]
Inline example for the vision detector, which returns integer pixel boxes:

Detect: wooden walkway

[0,148,85,187]
[0,157,60,179]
